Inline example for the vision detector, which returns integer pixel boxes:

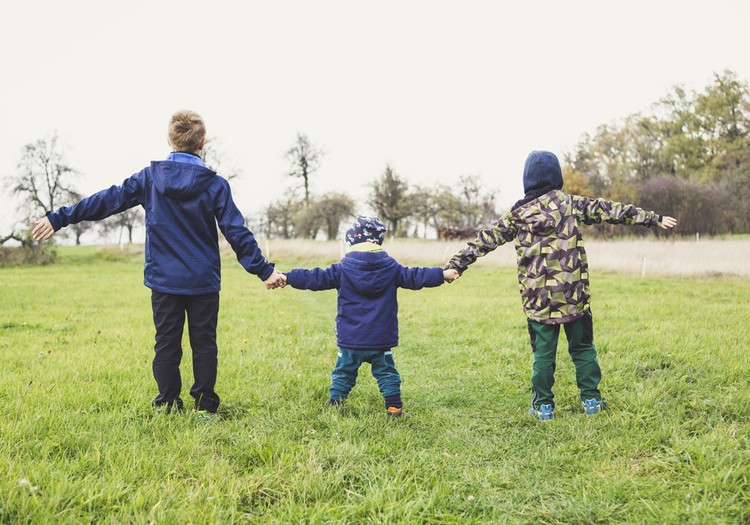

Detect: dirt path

[248,238,750,278]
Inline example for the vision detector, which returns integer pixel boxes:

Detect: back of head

[523,150,563,194]
[345,215,387,247]
[168,110,206,153]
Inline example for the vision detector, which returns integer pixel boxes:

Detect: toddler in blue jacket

[32,110,284,418]
[280,216,459,416]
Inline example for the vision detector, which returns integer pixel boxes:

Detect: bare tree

[0,233,24,246]
[285,133,322,205]
[10,132,79,224]
[456,175,497,229]
[201,137,241,181]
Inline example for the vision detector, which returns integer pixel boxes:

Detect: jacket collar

[166,151,207,167]
[347,241,383,253]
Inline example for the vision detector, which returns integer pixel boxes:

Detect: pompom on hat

[345,215,387,246]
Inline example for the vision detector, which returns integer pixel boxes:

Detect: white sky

[2,1,750,235]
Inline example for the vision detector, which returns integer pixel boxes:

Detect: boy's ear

[199,137,206,151]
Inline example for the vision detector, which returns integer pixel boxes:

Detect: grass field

[1,244,748,524]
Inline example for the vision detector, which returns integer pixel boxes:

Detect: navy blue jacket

[46,153,274,294]
[286,250,444,350]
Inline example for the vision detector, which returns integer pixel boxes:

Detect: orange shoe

[386,406,403,417]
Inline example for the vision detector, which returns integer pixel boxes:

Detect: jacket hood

[523,151,563,194]
[340,251,398,297]
[511,151,564,211]
[150,160,217,201]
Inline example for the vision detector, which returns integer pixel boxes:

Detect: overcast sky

[3,1,750,235]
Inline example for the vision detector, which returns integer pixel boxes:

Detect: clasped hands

[263,269,287,290]
[265,268,460,290]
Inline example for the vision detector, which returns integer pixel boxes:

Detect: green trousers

[527,311,601,409]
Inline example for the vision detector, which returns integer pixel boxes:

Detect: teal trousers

[329,348,401,401]
[527,311,601,409]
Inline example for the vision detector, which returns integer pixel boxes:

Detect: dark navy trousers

[151,291,221,413]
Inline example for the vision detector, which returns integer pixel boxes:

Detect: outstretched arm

[445,215,517,274]
[285,265,341,291]
[396,266,445,290]
[572,195,661,227]
[35,173,145,239]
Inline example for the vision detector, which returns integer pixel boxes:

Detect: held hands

[263,269,287,290]
[32,217,55,241]
[659,216,677,230]
[443,269,460,283]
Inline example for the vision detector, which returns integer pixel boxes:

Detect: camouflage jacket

[447,190,661,324]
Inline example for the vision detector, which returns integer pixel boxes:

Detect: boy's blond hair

[168,110,206,153]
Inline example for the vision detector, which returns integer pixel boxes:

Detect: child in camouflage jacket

[445,150,677,420]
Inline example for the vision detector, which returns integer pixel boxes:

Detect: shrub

[0,245,55,267]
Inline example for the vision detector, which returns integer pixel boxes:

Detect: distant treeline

[262,70,750,239]
[564,69,749,236]
[4,70,749,247]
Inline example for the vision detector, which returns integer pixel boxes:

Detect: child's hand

[264,268,286,290]
[659,216,677,229]
[443,269,460,283]
[32,217,55,241]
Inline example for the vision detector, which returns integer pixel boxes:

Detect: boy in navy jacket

[32,110,284,418]
[281,216,459,416]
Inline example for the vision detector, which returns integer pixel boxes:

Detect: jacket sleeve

[214,178,275,281]
[286,264,341,291]
[571,195,661,227]
[396,266,444,290]
[445,214,517,274]
[47,171,145,231]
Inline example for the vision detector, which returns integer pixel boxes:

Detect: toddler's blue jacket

[286,250,444,349]
[46,153,274,295]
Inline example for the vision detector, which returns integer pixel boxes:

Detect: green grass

[1,246,748,524]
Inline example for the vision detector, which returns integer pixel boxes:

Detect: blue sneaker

[529,404,554,420]
[582,398,604,414]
